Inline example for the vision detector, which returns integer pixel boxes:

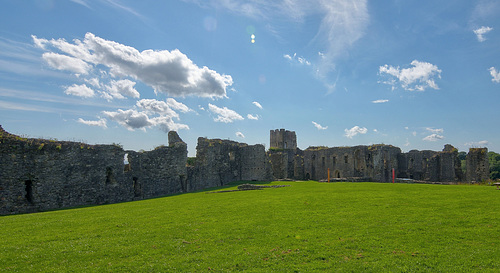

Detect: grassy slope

[1,181,500,272]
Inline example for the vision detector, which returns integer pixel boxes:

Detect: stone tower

[270,129,297,150]
[466,148,489,182]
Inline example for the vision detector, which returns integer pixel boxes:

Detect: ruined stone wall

[187,137,272,191]
[302,145,401,182]
[0,127,187,215]
[267,149,299,180]
[466,148,489,182]
[270,129,297,150]
[397,145,464,182]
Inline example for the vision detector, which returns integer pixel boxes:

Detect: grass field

[1,181,500,272]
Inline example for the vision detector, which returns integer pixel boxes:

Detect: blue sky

[1,0,499,156]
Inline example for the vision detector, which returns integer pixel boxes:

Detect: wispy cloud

[208,104,244,123]
[284,53,311,66]
[464,140,489,147]
[247,114,259,120]
[474,26,493,42]
[187,0,368,78]
[379,60,442,91]
[425,127,444,134]
[423,134,444,142]
[312,121,327,130]
[252,101,263,109]
[344,126,367,138]
[489,67,500,83]
[77,118,107,128]
[372,99,388,104]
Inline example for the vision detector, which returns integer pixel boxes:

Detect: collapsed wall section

[187,137,272,191]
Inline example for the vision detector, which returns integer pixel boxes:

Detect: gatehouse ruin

[0,126,489,215]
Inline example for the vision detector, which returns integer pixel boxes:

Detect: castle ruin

[0,126,490,215]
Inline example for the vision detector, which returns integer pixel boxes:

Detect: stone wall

[270,129,297,150]
[397,145,464,182]
[187,137,272,191]
[302,145,401,182]
[466,148,489,182]
[0,126,186,215]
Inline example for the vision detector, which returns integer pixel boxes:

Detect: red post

[392,168,395,183]
[328,168,330,183]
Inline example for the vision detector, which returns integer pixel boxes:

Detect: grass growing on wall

[1,181,500,272]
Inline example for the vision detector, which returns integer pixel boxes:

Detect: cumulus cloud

[252,101,263,109]
[489,67,500,83]
[104,79,140,100]
[422,134,444,142]
[136,99,179,118]
[208,103,244,123]
[42,52,92,74]
[64,84,95,97]
[103,109,153,131]
[166,98,192,113]
[32,33,233,98]
[236,131,245,138]
[247,114,259,120]
[344,126,367,138]
[312,121,328,130]
[474,26,493,42]
[102,107,189,132]
[372,99,388,104]
[77,117,107,128]
[379,60,442,91]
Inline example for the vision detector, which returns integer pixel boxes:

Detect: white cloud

[77,117,107,128]
[425,127,444,134]
[236,131,245,138]
[379,60,442,91]
[252,101,263,109]
[103,109,153,131]
[102,108,189,132]
[42,52,92,74]
[489,67,500,83]
[412,131,417,136]
[464,140,489,147]
[64,84,95,97]
[166,98,192,113]
[423,134,444,142]
[208,103,244,123]
[33,33,233,98]
[344,126,367,138]
[247,114,259,120]
[404,138,410,147]
[284,52,311,66]
[136,99,179,119]
[372,99,388,104]
[104,79,140,100]
[474,26,493,42]
[312,121,328,130]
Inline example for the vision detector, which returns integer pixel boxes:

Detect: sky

[0,0,499,156]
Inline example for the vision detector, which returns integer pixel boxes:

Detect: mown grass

[1,181,500,272]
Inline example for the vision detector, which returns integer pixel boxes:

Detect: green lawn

[1,181,500,272]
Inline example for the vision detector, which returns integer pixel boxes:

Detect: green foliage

[1,182,500,271]
[186,157,197,166]
[488,151,500,180]
[458,151,467,161]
